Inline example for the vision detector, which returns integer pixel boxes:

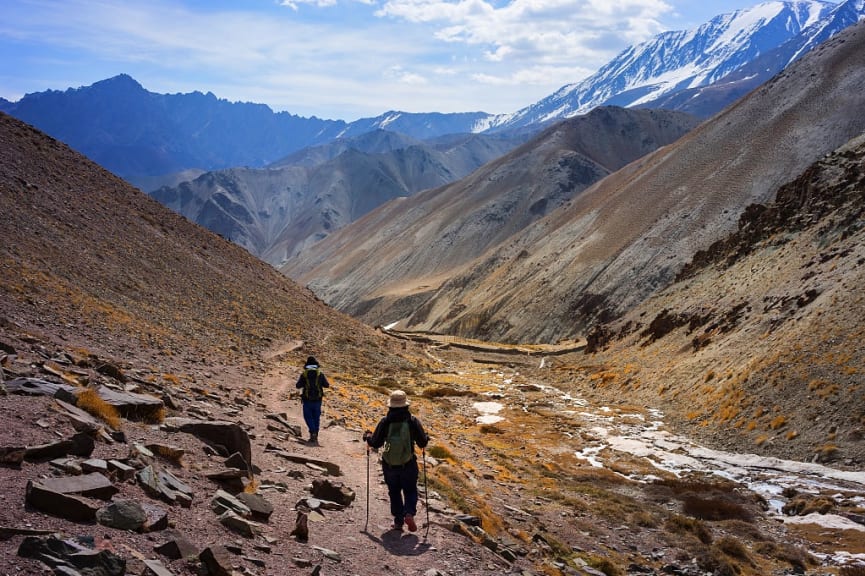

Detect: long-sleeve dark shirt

[366,406,429,455]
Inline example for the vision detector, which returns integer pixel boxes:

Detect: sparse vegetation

[426,444,455,461]
[683,495,754,522]
[769,415,787,430]
[666,514,713,544]
[714,535,753,564]
[75,388,122,430]
[421,386,475,399]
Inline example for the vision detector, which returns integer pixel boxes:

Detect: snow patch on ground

[474,401,504,424]
[783,513,865,532]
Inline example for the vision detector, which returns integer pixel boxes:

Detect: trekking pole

[422,447,430,538]
[365,442,370,532]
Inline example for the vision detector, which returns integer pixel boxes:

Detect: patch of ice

[783,513,865,532]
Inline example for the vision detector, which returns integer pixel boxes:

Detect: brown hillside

[0,111,396,377]
[409,21,865,344]
[584,131,865,464]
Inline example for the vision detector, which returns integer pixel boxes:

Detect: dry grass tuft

[422,386,476,399]
[769,415,787,430]
[840,566,865,576]
[682,495,754,522]
[162,373,181,385]
[149,443,185,464]
[753,541,814,572]
[586,556,623,576]
[76,388,121,430]
[145,405,166,424]
[666,514,713,544]
[429,465,502,534]
[631,509,660,528]
[714,535,752,564]
[427,444,455,461]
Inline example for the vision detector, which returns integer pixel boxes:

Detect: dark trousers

[382,460,419,524]
[301,400,322,433]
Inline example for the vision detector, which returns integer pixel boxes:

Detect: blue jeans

[382,460,419,524]
[301,400,322,433]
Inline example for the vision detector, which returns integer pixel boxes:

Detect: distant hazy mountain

[489,0,865,129]
[0,75,504,186]
[152,128,532,265]
[0,74,345,185]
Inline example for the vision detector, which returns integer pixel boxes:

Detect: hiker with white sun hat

[363,390,429,532]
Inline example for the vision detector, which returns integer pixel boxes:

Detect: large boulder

[96,499,147,531]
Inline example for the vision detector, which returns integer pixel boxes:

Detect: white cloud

[376,0,674,66]
[280,0,338,10]
[386,65,430,85]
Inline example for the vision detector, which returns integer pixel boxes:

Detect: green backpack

[382,420,413,466]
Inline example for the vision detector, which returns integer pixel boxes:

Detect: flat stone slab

[5,377,76,397]
[25,481,100,522]
[164,418,252,467]
[25,432,95,460]
[94,385,163,420]
[263,446,341,476]
[39,472,118,500]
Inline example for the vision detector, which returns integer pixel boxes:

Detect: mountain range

[2,0,863,190]
[2,4,865,573]
[150,129,535,265]
[284,20,865,345]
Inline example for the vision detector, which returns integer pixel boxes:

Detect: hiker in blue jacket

[363,390,429,532]
[295,356,330,444]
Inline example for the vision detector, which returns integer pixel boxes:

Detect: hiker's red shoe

[405,514,417,532]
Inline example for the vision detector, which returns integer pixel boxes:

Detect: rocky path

[255,354,520,575]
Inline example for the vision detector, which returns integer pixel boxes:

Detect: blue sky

[0,0,830,121]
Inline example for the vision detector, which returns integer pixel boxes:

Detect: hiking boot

[392,518,404,531]
[405,514,417,532]
[309,432,318,444]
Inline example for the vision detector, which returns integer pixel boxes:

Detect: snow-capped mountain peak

[488,0,863,131]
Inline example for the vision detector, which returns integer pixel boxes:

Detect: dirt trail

[255,357,511,575]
